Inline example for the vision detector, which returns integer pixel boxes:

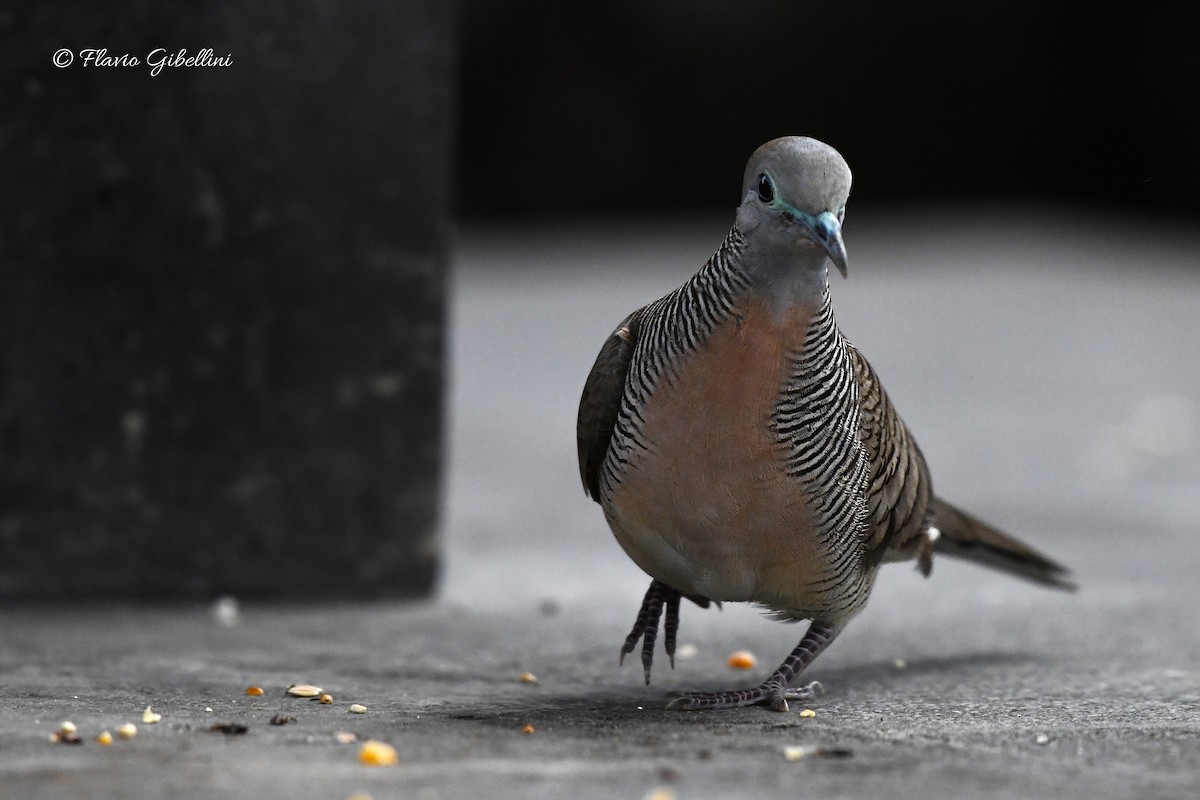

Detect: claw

[665,695,692,711]
[618,581,682,685]
[782,681,823,701]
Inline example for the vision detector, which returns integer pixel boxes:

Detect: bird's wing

[849,345,1076,590]
[846,344,932,565]
[577,309,642,502]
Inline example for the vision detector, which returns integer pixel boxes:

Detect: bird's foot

[619,580,681,685]
[666,680,824,712]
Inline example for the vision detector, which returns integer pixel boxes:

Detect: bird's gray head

[735,137,852,282]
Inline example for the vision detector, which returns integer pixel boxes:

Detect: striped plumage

[576,137,1074,711]
[594,228,751,507]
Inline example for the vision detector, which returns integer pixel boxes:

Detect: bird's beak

[810,210,848,278]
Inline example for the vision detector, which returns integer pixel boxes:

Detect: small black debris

[814,747,854,759]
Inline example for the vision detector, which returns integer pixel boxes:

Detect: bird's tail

[930,497,1077,591]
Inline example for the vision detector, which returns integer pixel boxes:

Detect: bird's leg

[663,593,681,668]
[619,580,682,685]
[667,621,840,712]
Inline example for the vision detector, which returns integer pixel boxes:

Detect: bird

[575,136,1075,712]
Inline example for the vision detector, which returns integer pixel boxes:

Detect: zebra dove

[576,136,1075,712]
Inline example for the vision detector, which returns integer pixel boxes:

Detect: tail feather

[930,497,1077,591]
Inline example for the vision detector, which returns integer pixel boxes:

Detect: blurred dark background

[458,0,1200,219]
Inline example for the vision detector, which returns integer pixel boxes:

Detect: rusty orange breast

[604,297,830,605]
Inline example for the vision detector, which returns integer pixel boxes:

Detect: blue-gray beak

[810,210,848,278]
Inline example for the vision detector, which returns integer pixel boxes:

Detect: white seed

[783,745,808,761]
[211,595,240,627]
[117,723,138,740]
[142,706,162,724]
[287,684,323,698]
[348,704,368,714]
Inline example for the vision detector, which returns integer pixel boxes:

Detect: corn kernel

[358,739,398,766]
[727,650,757,670]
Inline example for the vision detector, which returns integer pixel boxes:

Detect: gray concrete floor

[4,206,1200,798]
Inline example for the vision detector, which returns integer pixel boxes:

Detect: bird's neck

[724,226,831,322]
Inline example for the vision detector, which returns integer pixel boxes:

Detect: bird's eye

[757,173,774,203]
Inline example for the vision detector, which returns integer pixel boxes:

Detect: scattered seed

[210,722,248,735]
[358,739,398,766]
[319,693,334,705]
[675,643,699,661]
[117,723,137,740]
[335,731,358,744]
[727,650,757,670]
[1036,734,1051,745]
[245,686,265,697]
[348,704,368,714]
[347,794,374,800]
[50,723,82,745]
[97,730,113,746]
[142,706,162,724]
[783,745,808,761]
[799,708,816,718]
[211,595,240,627]
[518,671,538,684]
[269,713,295,726]
[287,684,323,698]
[893,658,907,669]
[520,723,536,734]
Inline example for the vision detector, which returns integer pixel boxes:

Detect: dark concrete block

[0,3,453,599]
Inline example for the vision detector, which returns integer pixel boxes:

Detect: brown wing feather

[847,344,932,566]
[577,310,642,502]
